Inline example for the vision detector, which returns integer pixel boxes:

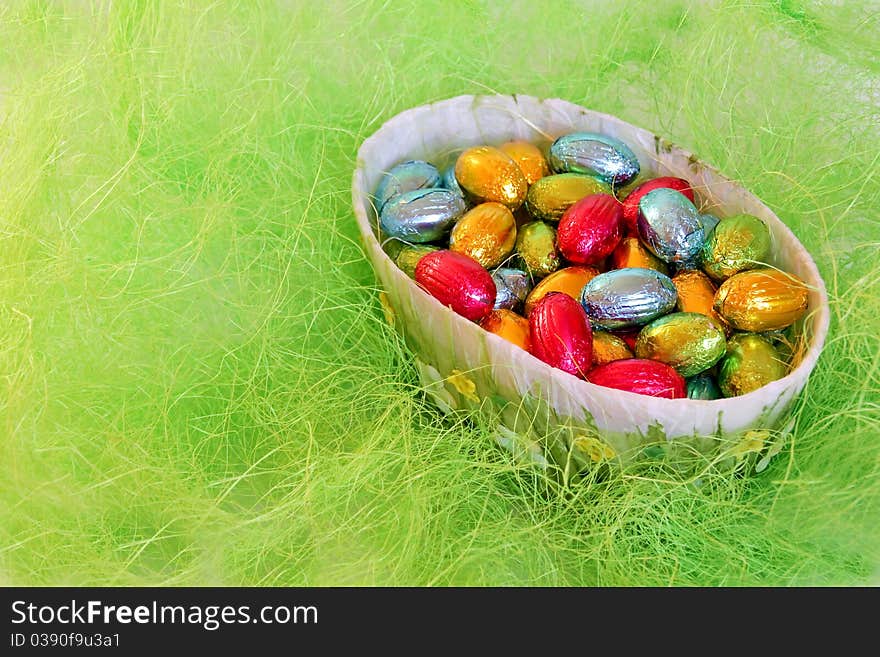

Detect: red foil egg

[528,292,593,379]
[611,327,640,351]
[556,193,623,265]
[621,177,694,235]
[586,358,687,398]
[414,250,496,321]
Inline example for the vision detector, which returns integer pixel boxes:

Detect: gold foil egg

[499,140,549,185]
[700,213,772,281]
[610,236,668,274]
[523,265,600,316]
[718,333,788,397]
[479,309,531,351]
[592,331,634,367]
[524,173,611,222]
[714,268,809,332]
[672,269,727,332]
[634,312,727,377]
[516,221,561,278]
[454,146,528,210]
[395,244,439,278]
[449,202,517,269]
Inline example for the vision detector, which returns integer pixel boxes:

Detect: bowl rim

[351,93,831,410]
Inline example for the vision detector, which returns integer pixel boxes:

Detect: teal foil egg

[686,372,721,400]
[492,267,531,311]
[548,132,640,186]
[379,188,466,243]
[374,160,441,210]
[637,187,705,264]
[700,213,720,236]
[441,165,464,197]
[579,267,677,330]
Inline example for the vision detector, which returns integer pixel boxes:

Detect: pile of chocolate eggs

[375,133,809,399]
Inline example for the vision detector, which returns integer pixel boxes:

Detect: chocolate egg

[686,372,721,400]
[637,188,705,264]
[479,309,531,351]
[700,214,772,281]
[523,265,600,317]
[529,292,593,379]
[499,140,549,185]
[634,312,726,377]
[548,132,640,186]
[672,269,726,331]
[374,160,441,210]
[395,244,439,278]
[609,236,668,274]
[586,358,686,398]
[591,331,633,367]
[516,221,561,278]
[718,333,787,397]
[580,268,678,330]
[414,250,496,321]
[492,267,531,311]
[714,269,809,332]
[379,188,466,243]
[556,193,624,265]
[454,146,528,210]
[620,176,694,235]
[449,202,517,269]
[524,173,611,222]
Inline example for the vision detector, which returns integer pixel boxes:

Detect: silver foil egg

[548,132,640,187]
[374,160,441,210]
[379,188,466,243]
[637,187,705,263]
[492,267,531,311]
[579,267,678,330]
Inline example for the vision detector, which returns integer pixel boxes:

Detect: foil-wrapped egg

[454,146,528,210]
[637,188,705,264]
[700,213,720,236]
[516,221,561,278]
[449,202,517,269]
[620,176,694,235]
[672,269,727,332]
[556,194,624,265]
[492,267,531,311]
[548,132,640,187]
[414,250,496,321]
[441,165,465,197]
[718,333,788,397]
[479,309,531,351]
[586,358,687,398]
[373,160,442,210]
[714,269,809,332]
[591,331,634,367]
[379,188,466,243]
[524,173,611,222]
[523,265,600,317]
[686,372,721,400]
[634,312,726,377]
[700,213,772,281]
[609,236,668,274]
[528,292,593,379]
[499,140,549,185]
[395,244,439,278]
[580,267,678,330]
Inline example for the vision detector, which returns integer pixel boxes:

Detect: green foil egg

[718,333,787,397]
[395,245,439,278]
[686,372,722,400]
[700,213,772,281]
[524,173,611,222]
[635,312,727,377]
[515,221,561,278]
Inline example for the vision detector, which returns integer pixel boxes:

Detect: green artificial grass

[1,0,878,586]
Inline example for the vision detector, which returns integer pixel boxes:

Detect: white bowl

[352,94,829,473]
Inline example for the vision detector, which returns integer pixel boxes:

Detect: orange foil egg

[449,202,517,269]
[714,269,809,332]
[609,236,668,274]
[523,265,600,317]
[479,309,531,351]
[591,331,633,367]
[672,269,728,332]
[499,140,549,185]
[454,146,528,210]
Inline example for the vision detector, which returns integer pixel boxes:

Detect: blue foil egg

[379,188,466,243]
[374,160,442,210]
[492,267,531,311]
[637,188,705,263]
[548,132,640,186]
[580,267,677,330]
[700,213,720,236]
[441,165,465,198]
[686,372,722,400]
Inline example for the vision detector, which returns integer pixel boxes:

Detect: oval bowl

[352,94,829,472]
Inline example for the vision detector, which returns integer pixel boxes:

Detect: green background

[1,0,878,585]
